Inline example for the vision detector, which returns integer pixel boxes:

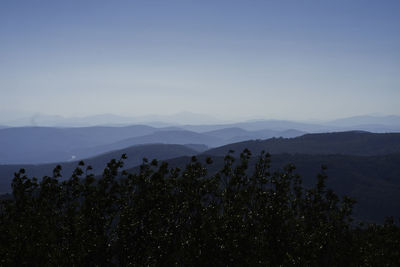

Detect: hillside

[204,131,400,157]
[135,153,400,223]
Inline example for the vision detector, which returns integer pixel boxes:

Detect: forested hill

[204,131,400,157]
[156,153,400,223]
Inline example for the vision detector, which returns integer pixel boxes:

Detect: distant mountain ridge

[2,113,400,132]
[1,112,400,165]
[329,115,400,127]
[0,125,160,164]
[0,125,306,164]
[180,120,328,132]
[1,112,223,127]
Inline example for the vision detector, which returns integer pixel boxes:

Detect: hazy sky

[1,0,399,121]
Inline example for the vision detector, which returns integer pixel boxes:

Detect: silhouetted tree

[0,150,399,266]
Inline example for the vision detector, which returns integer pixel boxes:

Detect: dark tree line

[0,150,399,266]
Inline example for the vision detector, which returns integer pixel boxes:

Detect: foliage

[0,150,399,266]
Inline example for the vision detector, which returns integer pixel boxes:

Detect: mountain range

[1,113,400,132]
[1,131,400,223]
[0,112,223,127]
[0,114,400,223]
[0,125,306,164]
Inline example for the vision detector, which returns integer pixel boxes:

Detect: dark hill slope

[131,152,400,223]
[204,131,400,157]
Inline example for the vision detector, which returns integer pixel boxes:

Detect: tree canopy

[1,150,399,266]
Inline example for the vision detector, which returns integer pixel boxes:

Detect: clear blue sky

[1,0,399,121]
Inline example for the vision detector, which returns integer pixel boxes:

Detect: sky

[1,0,399,122]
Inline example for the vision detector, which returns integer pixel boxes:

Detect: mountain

[326,115,400,132]
[0,144,198,194]
[180,120,331,133]
[329,115,400,127]
[203,127,250,139]
[3,113,137,127]
[135,111,222,125]
[0,124,302,164]
[3,112,400,132]
[1,121,397,166]
[277,129,307,138]
[204,131,400,157]
[2,112,222,127]
[178,116,400,133]
[73,130,223,159]
[0,125,160,164]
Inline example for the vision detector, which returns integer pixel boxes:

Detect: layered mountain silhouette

[1,124,400,222]
[0,125,159,163]
[0,125,305,164]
